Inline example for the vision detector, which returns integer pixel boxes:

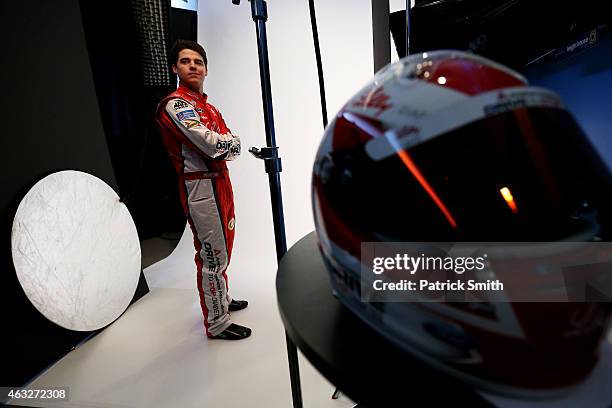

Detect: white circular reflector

[11,170,141,331]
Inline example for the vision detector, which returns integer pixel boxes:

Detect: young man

[155,40,251,340]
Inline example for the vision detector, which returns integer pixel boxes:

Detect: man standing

[156,40,251,340]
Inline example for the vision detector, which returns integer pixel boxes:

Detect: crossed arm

[165,98,241,160]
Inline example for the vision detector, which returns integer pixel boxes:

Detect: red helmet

[312,50,612,397]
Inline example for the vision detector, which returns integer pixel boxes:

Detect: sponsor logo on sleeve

[183,119,202,129]
[215,140,241,155]
[173,99,189,110]
[216,140,231,151]
[177,109,197,121]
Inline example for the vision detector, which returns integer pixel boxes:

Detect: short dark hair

[170,40,207,67]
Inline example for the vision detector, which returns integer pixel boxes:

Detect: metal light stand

[231,1,303,407]
[406,0,412,55]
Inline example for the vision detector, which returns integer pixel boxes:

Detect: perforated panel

[132,0,173,86]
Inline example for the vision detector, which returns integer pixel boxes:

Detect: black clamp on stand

[249,147,282,174]
[232,1,303,408]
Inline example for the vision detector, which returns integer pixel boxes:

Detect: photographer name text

[373,279,503,291]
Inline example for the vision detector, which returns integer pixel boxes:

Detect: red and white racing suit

[156,84,241,336]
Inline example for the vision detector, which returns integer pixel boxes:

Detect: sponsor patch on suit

[177,109,197,121]
[173,99,189,110]
[183,119,202,129]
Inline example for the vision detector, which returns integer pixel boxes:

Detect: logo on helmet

[353,86,392,117]
[395,125,420,140]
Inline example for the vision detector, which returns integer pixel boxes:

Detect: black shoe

[228,299,248,312]
[208,323,252,340]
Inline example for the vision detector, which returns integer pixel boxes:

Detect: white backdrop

[198,0,374,278]
[142,4,612,407]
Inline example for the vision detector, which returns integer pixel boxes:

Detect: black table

[276,232,491,407]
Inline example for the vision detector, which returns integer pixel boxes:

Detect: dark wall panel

[171,7,198,44]
[0,0,143,389]
[371,0,391,73]
[0,1,118,194]
[390,10,407,59]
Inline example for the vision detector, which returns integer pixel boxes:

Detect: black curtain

[80,0,186,240]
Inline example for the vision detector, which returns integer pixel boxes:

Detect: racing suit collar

[178,83,208,104]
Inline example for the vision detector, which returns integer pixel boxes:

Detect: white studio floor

[11,225,355,408]
[11,224,612,408]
